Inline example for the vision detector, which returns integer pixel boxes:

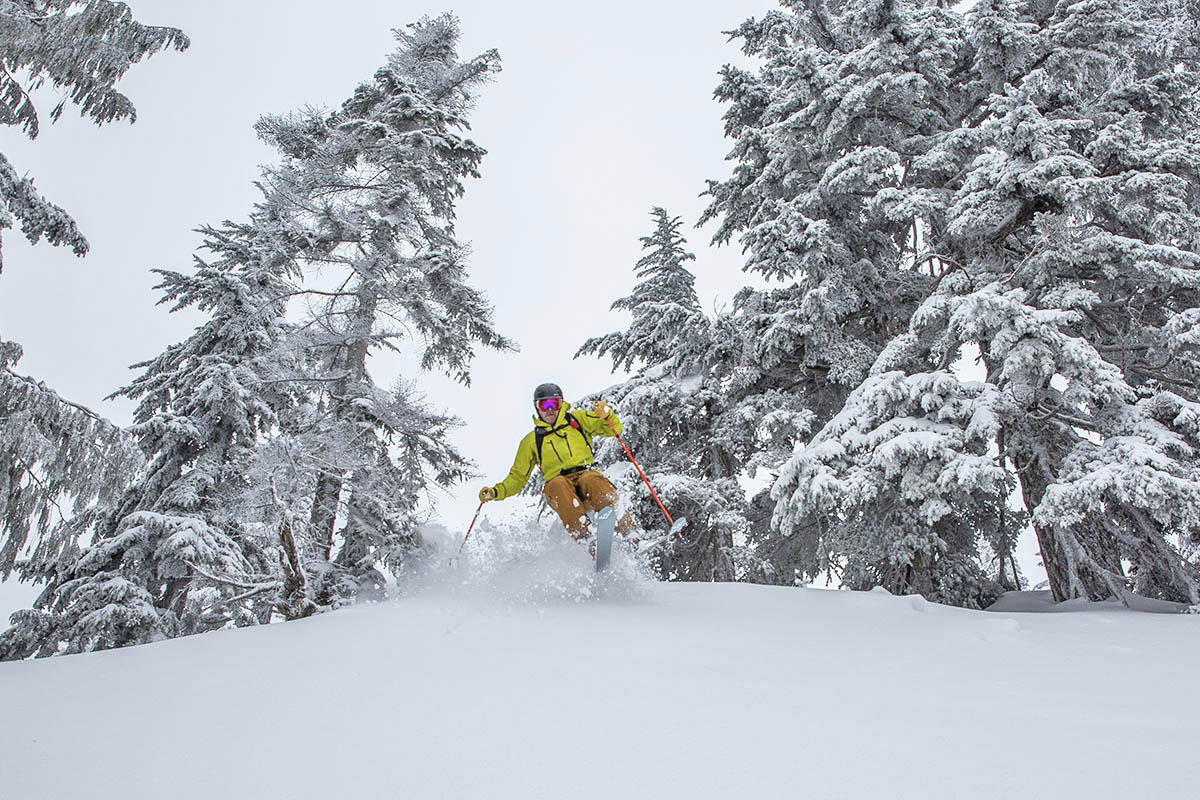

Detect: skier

[479,382,633,543]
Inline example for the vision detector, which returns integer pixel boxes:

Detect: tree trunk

[1008,433,1124,602]
[308,281,378,580]
[278,515,316,619]
[983,343,1124,603]
[309,471,341,562]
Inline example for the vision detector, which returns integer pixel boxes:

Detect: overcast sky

[0,0,775,579]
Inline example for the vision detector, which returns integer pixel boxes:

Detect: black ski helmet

[533,382,563,404]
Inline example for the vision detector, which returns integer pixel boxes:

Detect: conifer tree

[578,208,751,581]
[0,211,298,658]
[254,14,512,604]
[702,0,962,589]
[929,0,1200,602]
[1,14,510,657]
[0,1,185,646]
[578,208,708,373]
[756,0,1200,605]
[0,341,142,586]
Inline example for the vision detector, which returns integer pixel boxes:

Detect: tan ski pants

[544,470,634,539]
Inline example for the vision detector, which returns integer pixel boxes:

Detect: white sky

[0,0,772,541]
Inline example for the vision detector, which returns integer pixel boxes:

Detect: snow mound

[2,577,1198,799]
[988,589,1194,614]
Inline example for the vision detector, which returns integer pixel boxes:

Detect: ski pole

[456,500,485,557]
[601,416,687,534]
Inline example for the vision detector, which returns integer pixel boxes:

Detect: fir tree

[589,375,752,583]
[773,370,1022,606]
[937,0,1200,602]
[1,211,298,658]
[765,0,1200,605]
[1,13,510,656]
[254,14,512,604]
[578,208,752,581]
[0,1,187,643]
[702,0,962,589]
[0,340,142,587]
[578,208,708,373]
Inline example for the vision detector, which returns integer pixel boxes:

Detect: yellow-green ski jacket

[491,402,623,500]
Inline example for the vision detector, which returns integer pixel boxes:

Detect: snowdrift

[2,543,1197,800]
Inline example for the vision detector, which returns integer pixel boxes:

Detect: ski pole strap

[603,416,675,527]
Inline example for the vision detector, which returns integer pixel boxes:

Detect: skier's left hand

[592,400,612,419]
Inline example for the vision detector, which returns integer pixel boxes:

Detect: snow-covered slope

[2,544,1197,800]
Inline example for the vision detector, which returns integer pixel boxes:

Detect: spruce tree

[936,0,1200,602]
[578,208,708,373]
[1,13,510,657]
[0,341,142,586]
[773,370,1022,606]
[0,0,188,560]
[578,208,749,581]
[0,211,298,658]
[761,0,1200,605]
[255,14,512,604]
[702,0,963,589]
[0,1,186,647]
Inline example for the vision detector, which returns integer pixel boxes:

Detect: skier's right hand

[479,486,496,503]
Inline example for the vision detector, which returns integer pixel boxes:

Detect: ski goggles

[536,397,563,414]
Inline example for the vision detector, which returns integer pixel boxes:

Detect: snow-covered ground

[2,532,1197,800]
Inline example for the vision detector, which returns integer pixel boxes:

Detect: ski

[595,507,615,571]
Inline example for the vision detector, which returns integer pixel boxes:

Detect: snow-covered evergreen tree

[578,208,708,373]
[576,208,750,580]
[581,369,747,582]
[250,14,511,604]
[939,0,1200,603]
[773,370,1021,606]
[0,211,298,658]
[768,0,1200,604]
[0,0,187,269]
[1,14,509,657]
[0,340,142,585]
[0,1,186,651]
[702,0,963,588]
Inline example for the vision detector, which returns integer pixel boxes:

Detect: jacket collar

[532,400,572,430]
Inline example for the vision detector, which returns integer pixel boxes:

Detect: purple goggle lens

[537,397,562,413]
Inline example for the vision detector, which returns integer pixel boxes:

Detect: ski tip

[669,517,688,535]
